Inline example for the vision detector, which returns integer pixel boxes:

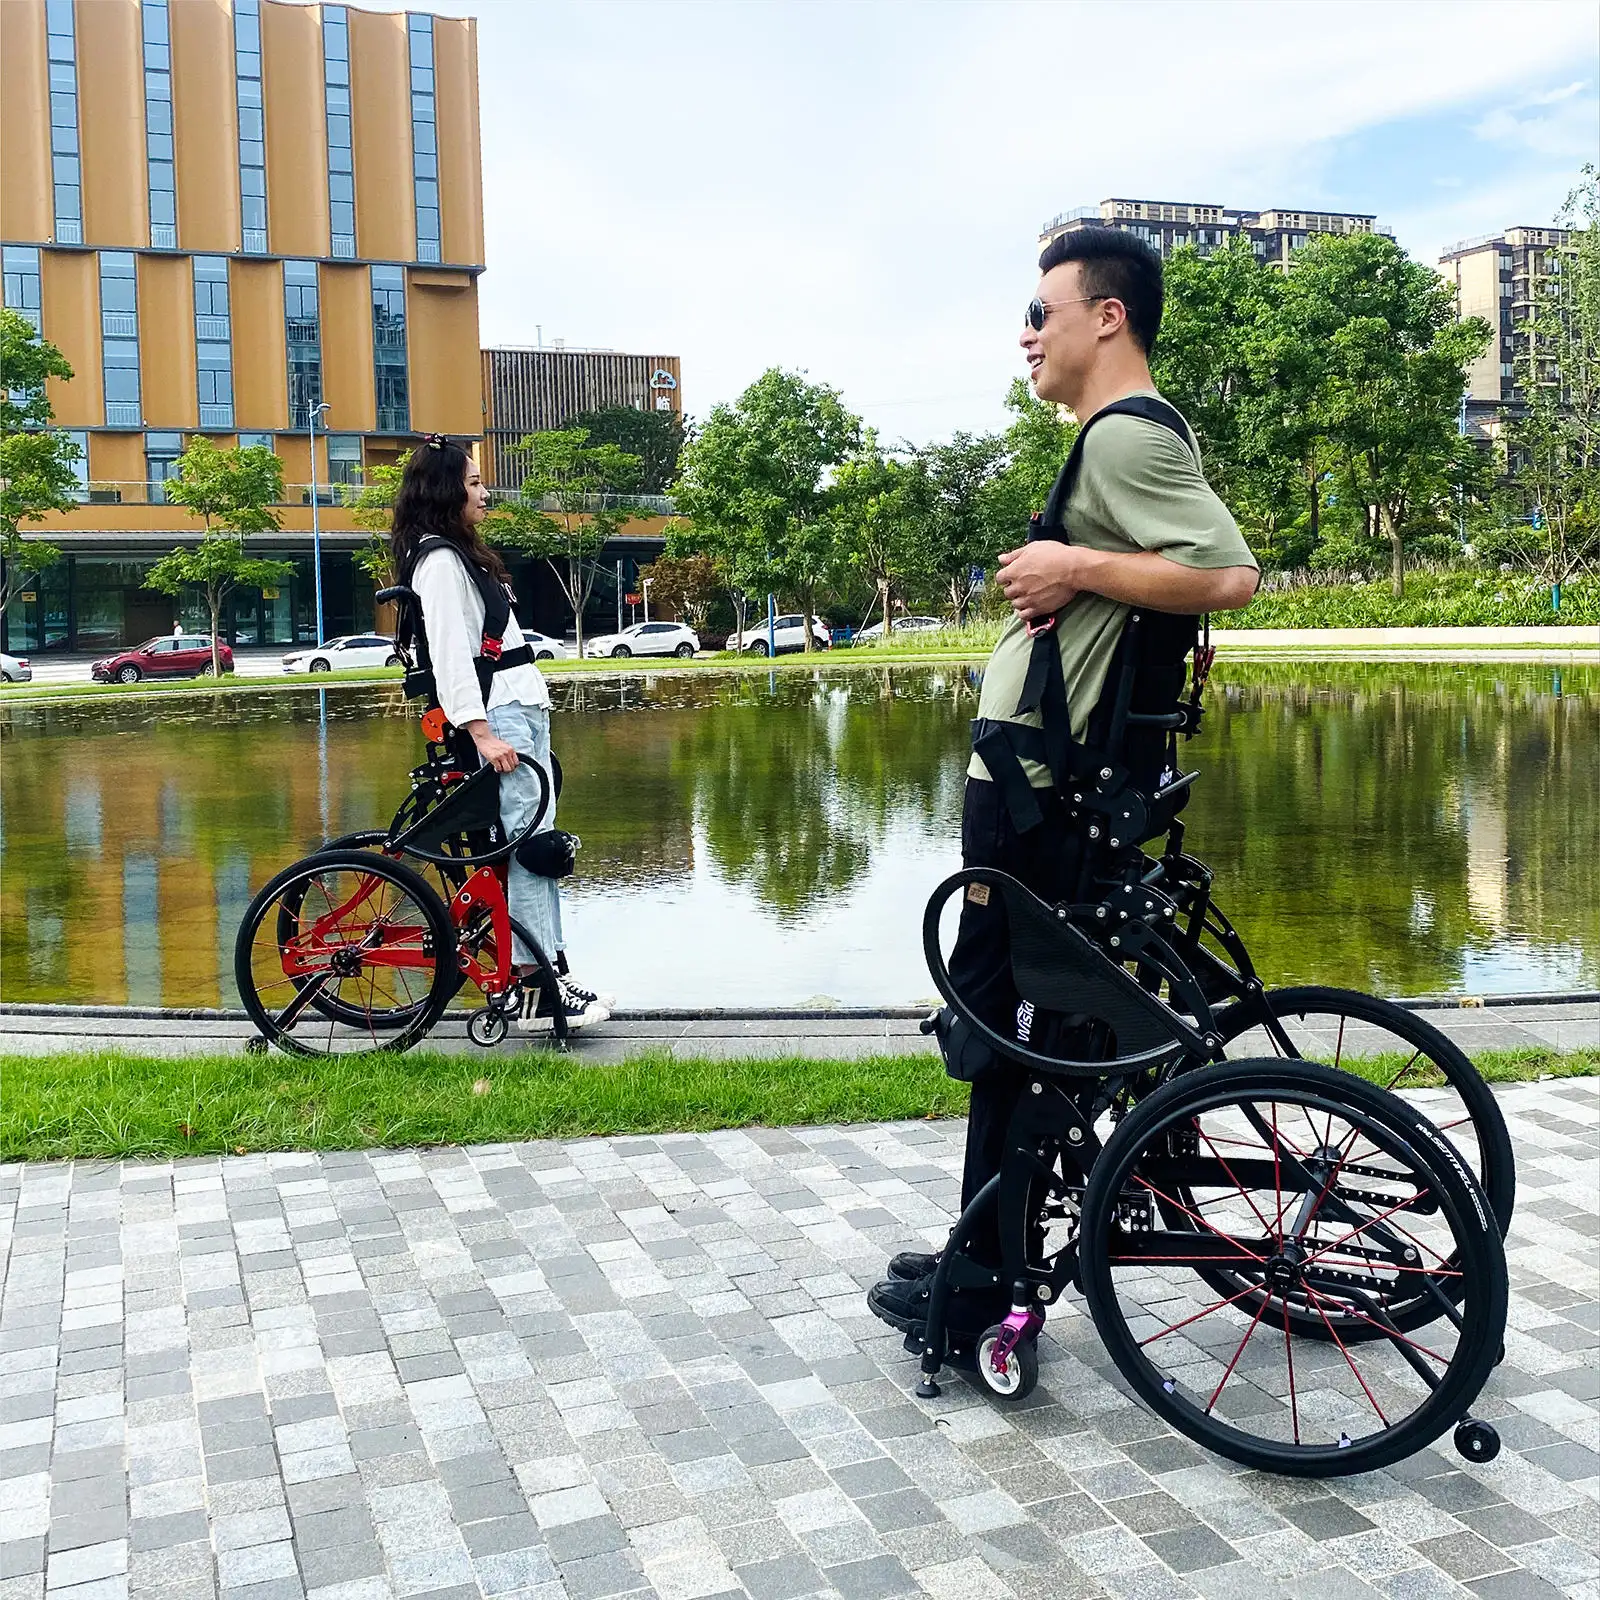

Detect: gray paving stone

[5,1080,1598,1600]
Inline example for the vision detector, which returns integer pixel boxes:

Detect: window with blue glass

[323,6,356,258]
[407,15,440,263]
[100,253,142,428]
[146,432,183,504]
[46,0,81,244]
[3,246,43,334]
[142,0,177,248]
[234,0,267,253]
[193,257,233,430]
[61,429,90,501]
[284,260,322,427]
[371,265,409,432]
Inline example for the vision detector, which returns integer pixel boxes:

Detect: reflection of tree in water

[1189,663,1600,992]
[657,667,977,920]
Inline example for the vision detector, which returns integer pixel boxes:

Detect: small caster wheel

[1454,1419,1500,1463]
[975,1324,1038,1401]
[468,1008,509,1047]
[245,1035,268,1056]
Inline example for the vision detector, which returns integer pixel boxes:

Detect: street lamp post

[641,577,653,624]
[307,400,331,645]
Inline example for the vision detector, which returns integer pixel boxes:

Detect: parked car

[582,621,700,659]
[281,634,400,673]
[91,635,234,683]
[724,614,831,655]
[854,615,948,644]
[0,650,32,683]
[521,630,568,661]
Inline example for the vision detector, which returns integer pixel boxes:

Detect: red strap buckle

[480,635,503,659]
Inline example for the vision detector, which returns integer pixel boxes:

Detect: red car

[91,634,235,683]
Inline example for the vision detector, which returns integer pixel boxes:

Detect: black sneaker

[558,972,615,1012]
[866,1270,1007,1339]
[889,1250,938,1281]
[518,978,609,1033]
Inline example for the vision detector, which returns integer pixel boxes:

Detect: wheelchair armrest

[1125,710,1188,729]
[375,584,413,606]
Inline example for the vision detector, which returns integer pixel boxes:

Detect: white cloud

[1473,79,1599,157]
[411,0,1598,440]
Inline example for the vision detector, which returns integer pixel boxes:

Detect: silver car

[1,650,33,683]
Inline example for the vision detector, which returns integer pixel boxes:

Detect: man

[868,226,1259,1340]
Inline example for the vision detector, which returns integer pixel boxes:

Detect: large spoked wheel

[1211,987,1514,1235]
[236,850,455,1056]
[1079,1059,1506,1478]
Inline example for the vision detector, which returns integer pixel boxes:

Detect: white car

[582,621,700,659]
[855,615,947,644]
[521,630,568,661]
[725,613,831,655]
[0,650,32,683]
[281,634,399,673]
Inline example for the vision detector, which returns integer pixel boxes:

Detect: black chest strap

[397,539,528,706]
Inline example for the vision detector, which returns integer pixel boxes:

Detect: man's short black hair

[1037,226,1164,354]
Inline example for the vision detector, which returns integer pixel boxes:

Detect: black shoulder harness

[972,394,1210,835]
[393,537,534,709]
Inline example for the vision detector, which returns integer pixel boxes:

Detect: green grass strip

[1,1044,1592,1162]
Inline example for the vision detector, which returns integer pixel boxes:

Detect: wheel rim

[1083,1069,1502,1474]
[238,858,449,1056]
[977,1333,1023,1396]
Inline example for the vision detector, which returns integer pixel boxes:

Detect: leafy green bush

[1215,568,1599,628]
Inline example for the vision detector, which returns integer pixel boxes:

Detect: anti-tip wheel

[1454,1419,1500,1463]
[975,1324,1038,1401]
[468,1007,509,1047]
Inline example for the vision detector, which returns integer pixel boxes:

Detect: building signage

[649,369,677,390]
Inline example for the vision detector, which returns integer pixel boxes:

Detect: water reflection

[0,661,1594,1008]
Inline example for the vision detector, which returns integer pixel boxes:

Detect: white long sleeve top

[409,545,550,728]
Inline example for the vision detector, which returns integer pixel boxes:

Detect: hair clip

[426,433,448,450]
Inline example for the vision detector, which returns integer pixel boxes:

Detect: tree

[487,427,640,657]
[1502,166,1600,582]
[989,377,1076,528]
[0,306,78,621]
[343,453,409,586]
[918,429,1010,623]
[638,551,719,633]
[828,440,928,636]
[672,369,858,652]
[566,405,688,494]
[146,437,290,674]
[1282,232,1490,595]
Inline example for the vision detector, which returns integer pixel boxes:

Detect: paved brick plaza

[1,1079,1595,1600]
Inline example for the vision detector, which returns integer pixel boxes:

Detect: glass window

[59,429,89,500]
[3,246,43,331]
[235,0,266,251]
[100,254,142,424]
[326,435,362,486]
[238,432,273,451]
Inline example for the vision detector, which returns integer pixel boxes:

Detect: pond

[1,661,1596,1010]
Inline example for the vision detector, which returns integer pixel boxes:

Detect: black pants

[949,777,1087,1261]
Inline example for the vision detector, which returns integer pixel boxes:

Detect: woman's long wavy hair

[389,436,509,583]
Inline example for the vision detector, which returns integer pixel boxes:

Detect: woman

[389,435,610,1032]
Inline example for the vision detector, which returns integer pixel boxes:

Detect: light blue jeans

[487,700,564,966]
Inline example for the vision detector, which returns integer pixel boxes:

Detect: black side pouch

[516,829,581,879]
[929,1006,998,1084]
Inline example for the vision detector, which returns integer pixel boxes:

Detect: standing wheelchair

[234,703,571,1057]
[905,614,1512,1477]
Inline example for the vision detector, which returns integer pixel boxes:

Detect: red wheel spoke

[1302,1283,1389,1426]
[1303,1280,1452,1369]
[1282,1291,1300,1445]
[1131,1177,1269,1266]
[1205,1293,1272,1415]
[1382,1048,1427,1091]
[1135,1277,1269,1347]
[1195,1121,1278,1239]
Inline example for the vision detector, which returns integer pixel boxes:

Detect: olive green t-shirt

[969,390,1256,786]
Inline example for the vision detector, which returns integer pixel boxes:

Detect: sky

[418,0,1598,444]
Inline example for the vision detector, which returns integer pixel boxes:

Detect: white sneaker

[517,977,609,1033]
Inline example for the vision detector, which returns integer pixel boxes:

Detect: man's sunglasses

[1024,294,1105,330]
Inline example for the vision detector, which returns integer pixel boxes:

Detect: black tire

[310,658,331,673]
[116,664,141,683]
[384,653,399,667]
[1,672,13,683]
[1211,987,1514,1236]
[612,645,631,658]
[1080,1058,1506,1478]
[975,1326,1038,1401]
[235,850,455,1057]
[673,641,694,658]
[749,640,771,657]
[201,662,218,677]
[535,650,554,661]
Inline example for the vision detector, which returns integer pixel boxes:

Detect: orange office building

[0,0,485,653]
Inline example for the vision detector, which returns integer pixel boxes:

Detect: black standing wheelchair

[906,613,1512,1478]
